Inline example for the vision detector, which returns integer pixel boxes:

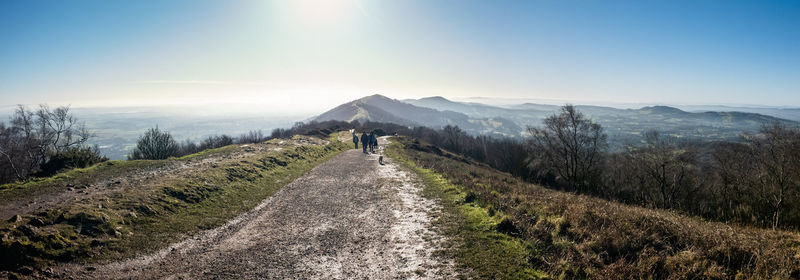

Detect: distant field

[70,107,307,160]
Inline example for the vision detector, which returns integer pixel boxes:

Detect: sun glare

[291,0,356,25]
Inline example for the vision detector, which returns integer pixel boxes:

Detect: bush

[237,130,266,144]
[37,146,108,176]
[199,135,233,151]
[128,127,179,160]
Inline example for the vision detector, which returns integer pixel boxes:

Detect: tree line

[126,128,270,160]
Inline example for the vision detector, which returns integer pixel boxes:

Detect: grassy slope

[389,136,800,279]
[0,136,348,275]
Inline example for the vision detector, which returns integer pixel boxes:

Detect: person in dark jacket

[352,132,359,149]
[369,132,376,153]
[360,132,368,153]
[372,134,378,153]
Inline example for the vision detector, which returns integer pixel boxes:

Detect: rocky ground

[51,137,457,279]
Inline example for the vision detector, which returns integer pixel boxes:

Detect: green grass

[0,160,165,201]
[387,140,550,280]
[0,137,348,274]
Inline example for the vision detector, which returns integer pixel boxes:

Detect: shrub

[128,127,179,160]
[37,146,108,176]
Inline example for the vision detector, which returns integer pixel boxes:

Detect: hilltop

[314,94,522,137]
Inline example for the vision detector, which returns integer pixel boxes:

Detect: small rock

[8,215,22,223]
[18,266,34,275]
[27,217,46,227]
[18,225,39,236]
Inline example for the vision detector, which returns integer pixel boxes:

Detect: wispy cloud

[129,80,271,86]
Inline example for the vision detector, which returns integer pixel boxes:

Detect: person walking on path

[352,132,359,149]
[361,132,369,153]
[369,132,376,153]
[371,134,378,153]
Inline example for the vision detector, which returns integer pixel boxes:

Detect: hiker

[369,132,376,153]
[352,132,359,149]
[372,134,379,153]
[360,132,368,153]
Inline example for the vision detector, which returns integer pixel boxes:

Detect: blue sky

[1,0,798,110]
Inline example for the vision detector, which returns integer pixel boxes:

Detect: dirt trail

[54,137,457,279]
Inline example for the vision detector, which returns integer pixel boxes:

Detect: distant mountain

[675,105,800,122]
[318,95,796,147]
[404,96,529,118]
[402,96,798,147]
[315,95,522,137]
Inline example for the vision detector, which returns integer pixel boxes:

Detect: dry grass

[393,137,800,279]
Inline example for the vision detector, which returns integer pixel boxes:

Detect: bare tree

[709,141,754,221]
[0,105,93,183]
[526,105,607,192]
[237,130,266,144]
[627,131,697,209]
[442,125,466,153]
[751,124,800,229]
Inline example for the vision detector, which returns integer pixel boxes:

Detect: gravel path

[55,137,456,279]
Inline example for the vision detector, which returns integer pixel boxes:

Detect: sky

[1,0,799,114]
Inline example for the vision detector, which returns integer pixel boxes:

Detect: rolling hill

[404,96,797,145]
[314,95,522,137]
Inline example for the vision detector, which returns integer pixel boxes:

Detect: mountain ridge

[317,95,797,146]
[314,95,522,137]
